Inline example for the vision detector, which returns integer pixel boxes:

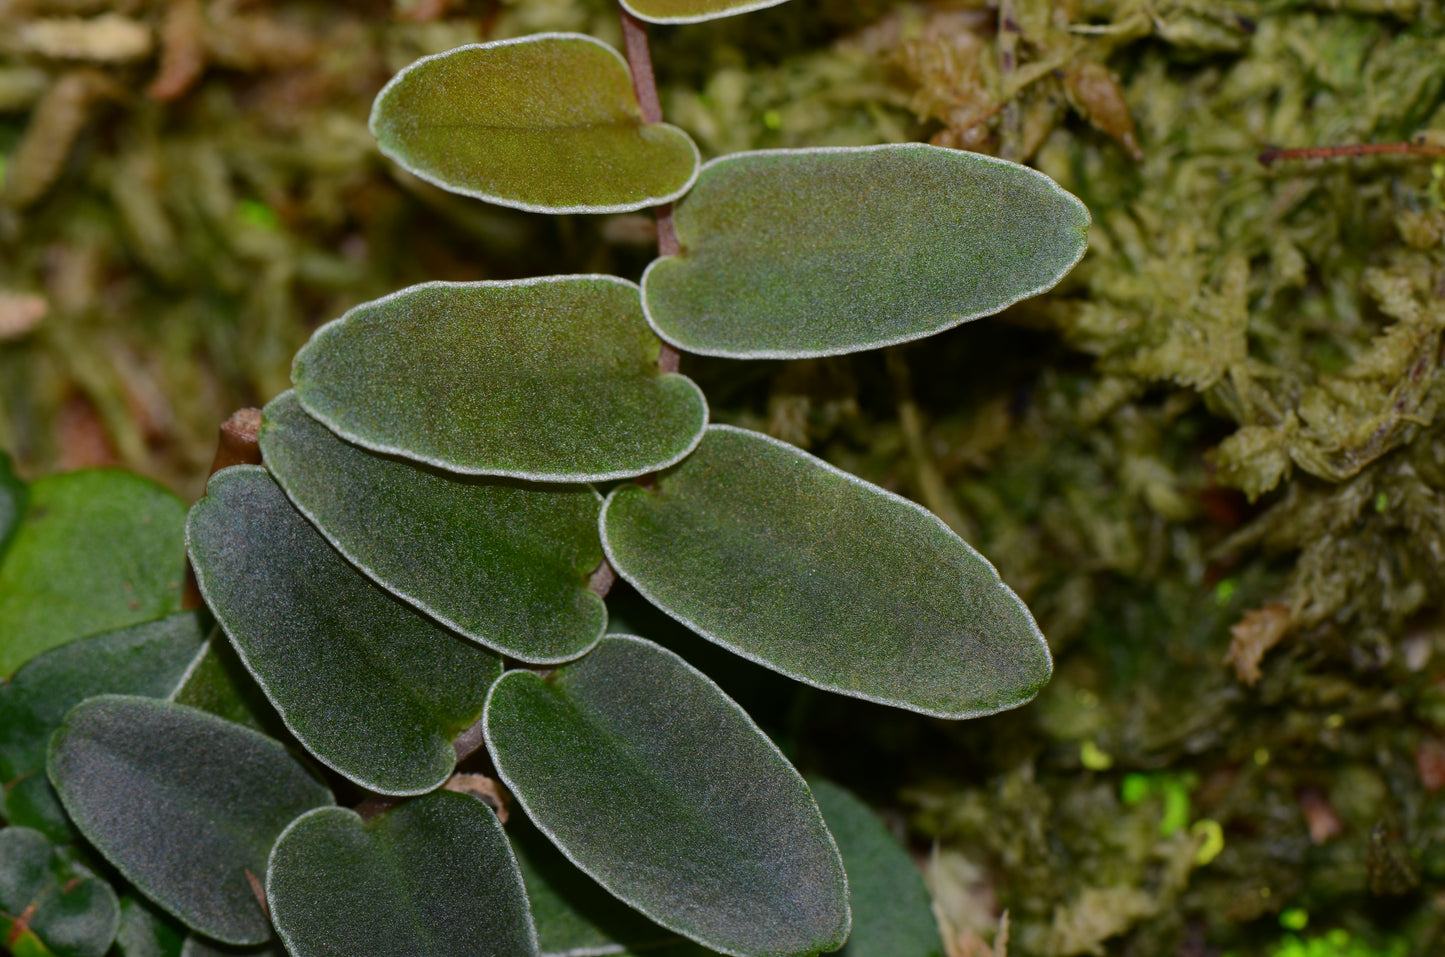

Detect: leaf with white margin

[47,696,332,946]
[641,144,1090,358]
[371,34,698,214]
[621,0,790,24]
[485,635,849,957]
[601,426,1052,718]
[268,792,536,957]
[808,780,943,957]
[186,467,502,795]
[261,390,606,664]
[292,277,707,482]
[0,827,120,957]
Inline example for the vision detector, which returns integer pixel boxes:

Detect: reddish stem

[1260,140,1445,166]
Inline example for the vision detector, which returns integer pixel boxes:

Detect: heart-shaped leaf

[0,470,187,675]
[115,896,186,957]
[808,780,943,957]
[601,426,1052,718]
[509,812,683,957]
[47,696,333,945]
[641,144,1090,358]
[371,34,699,213]
[621,0,791,24]
[0,451,25,563]
[267,793,537,957]
[0,827,120,957]
[186,466,503,795]
[292,277,707,482]
[485,635,849,957]
[260,391,607,663]
[1,612,207,788]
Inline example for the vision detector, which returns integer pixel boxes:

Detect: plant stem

[1259,140,1445,166]
[619,5,680,374]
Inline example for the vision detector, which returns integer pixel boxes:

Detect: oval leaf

[0,827,120,957]
[371,34,699,213]
[641,144,1090,358]
[187,466,503,795]
[292,277,707,481]
[268,793,537,957]
[485,635,849,957]
[808,780,943,957]
[601,426,1052,718]
[621,0,790,24]
[261,390,606,663]
[1,612,207,786]
[0,470,187,675]
[47,696,333,946]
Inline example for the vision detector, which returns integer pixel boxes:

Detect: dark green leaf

[509,811,681,957]
[3,771,74,844]
[180,937,283,957]
[641,145,1090,358]
[268,793,537,957]
[0,612,207,787]
[115,896,186,957]
[621,0,790,23]
[0,470,187,675]
[370,34,698,213]
[0,451,25,563]
[47,696,333,945]
[168,634,286,739]
[485,635,848,957]
[0,827,120,957]
[186,466,502,794]
[808,780,943,957]
[601,426,1052,718]
[260,390,607,663]
[292,277,707,481]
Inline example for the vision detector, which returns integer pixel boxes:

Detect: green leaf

[180,937,283,957]
[0,451,25,563]
[509,811,682,957]
[168,634,286,739]
[3,772,74,844]
[0,470,187,676]
[114,896,186,957]
[0,827,120,957]
[260,390,607,664]
[267,793,537,957]
[0,612,208,787]
[47,696,333,945]
[292,277,707,482]
[370,34,699,214]
[186,466,503,794]
[600,426,1052,718]
[621,0,791,24]
[485,635,849,957]
[641,144,1090,358]
[807,780,943,957]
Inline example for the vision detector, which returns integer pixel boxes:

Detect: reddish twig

[1260,139,1445,167]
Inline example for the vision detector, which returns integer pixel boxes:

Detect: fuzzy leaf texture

[260,390,606,663]
[621,0,792,24]
[0,470,187,675]
[641,145,1090,358]
[0,827,119,957]
[808,780,943,957]
[113,896,185,957]
[602,426,1052,718]
[168,635,286,738]
[267,792,537,957]
[291,277,708,481]
[370,34,699,213]
[47,696,333,946]
[485,635,849,957]
[186,466,502,795]
[0,613,206,839]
